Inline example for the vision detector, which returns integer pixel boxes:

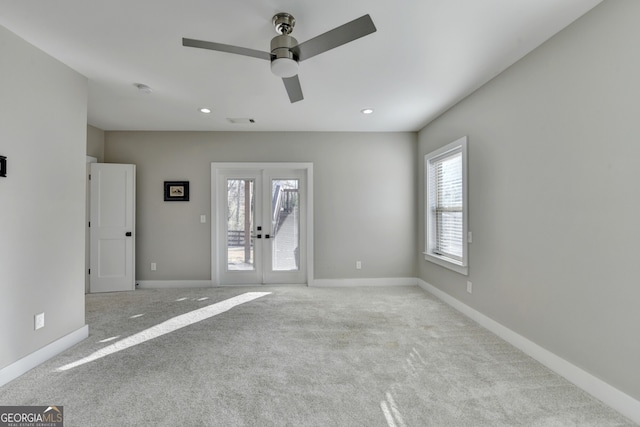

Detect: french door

[212,163,312,285]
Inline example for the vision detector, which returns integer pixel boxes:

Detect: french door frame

[211,162,314,286]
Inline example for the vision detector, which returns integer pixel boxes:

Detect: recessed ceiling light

[199,108,212,114]
[361,108,374,115]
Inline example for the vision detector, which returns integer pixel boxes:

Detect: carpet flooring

[0,285,634,426]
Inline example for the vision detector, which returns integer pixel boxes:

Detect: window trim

[424,136,468,275]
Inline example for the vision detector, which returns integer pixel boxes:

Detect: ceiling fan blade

[182,38,273,61]
[283,75,304,103]
[293,14,376,62]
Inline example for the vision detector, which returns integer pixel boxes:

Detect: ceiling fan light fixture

[270,34,299,78]
[182,13,376,103]
[271,57,299,78]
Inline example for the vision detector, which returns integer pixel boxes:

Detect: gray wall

[87,125,105,162]
[105,131,417,282]
[0,26,87,369]
[418,0,640,400]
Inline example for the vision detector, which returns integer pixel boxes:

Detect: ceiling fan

[182,13,377,103]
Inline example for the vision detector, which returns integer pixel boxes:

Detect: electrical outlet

[467,281,473,294]
[34,312,45,330]
[356,261,362,270]
[151,262,157,271]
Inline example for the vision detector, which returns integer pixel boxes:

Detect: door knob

[125,232,132,236]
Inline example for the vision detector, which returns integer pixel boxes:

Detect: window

[424,136,468,275]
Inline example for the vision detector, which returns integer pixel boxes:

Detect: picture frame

[0,156,6,177]
[164,181,189,201]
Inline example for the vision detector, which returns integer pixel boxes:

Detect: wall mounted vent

[227,118,255,124]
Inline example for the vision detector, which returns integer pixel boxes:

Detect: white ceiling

[0,0,602,132]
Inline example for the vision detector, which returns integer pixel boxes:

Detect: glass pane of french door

[271,179,299,271]
[226,178,255,271]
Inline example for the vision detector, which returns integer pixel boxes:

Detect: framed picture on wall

[164,181,189,201]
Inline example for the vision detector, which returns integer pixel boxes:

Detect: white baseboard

[0,325,89,387]
[138,279,418,289]
[417,279,640,424]
[312,277,418,287]
[136,280,213,289]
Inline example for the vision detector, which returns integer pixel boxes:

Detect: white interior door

[212,163,311,285]
[90,163,136,293]
[85,156,97,294]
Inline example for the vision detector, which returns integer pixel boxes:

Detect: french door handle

[125,232,132,237]
[265,234,270,239]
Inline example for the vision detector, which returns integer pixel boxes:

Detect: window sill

[423,252,468,276]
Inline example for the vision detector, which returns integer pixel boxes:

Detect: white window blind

[425,137,468,275]
[431,149,463,261]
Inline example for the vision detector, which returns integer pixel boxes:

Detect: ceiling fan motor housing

[270,34,299,78]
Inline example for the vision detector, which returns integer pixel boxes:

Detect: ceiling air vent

[227,118,255,124]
